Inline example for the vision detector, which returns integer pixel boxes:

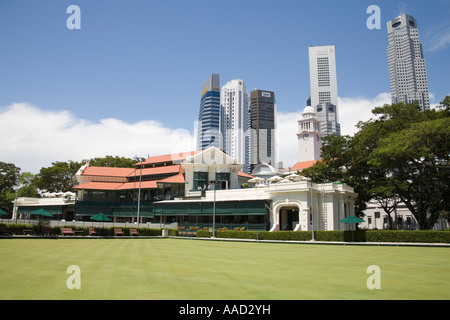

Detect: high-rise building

[249,89,277,172]
[197,74,221,150]
[387,14,430,110]
[308,45,341,137]
[221,79,250,172]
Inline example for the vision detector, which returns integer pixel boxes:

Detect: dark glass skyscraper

[250,89,277,172]
[197,74,221,150]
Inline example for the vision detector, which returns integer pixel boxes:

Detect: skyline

[1,0,449,174]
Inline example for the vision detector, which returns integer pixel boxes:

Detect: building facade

[297,106,322,162]
[197,74,221,150]
[221,79,250,173]
[71,147,357,232]
[387,14,430,110]
[249,89,277,172]
[308,45,341,137]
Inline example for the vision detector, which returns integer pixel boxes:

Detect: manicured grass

[0,238,449,300]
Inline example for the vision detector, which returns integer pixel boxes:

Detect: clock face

[302,133,309,140]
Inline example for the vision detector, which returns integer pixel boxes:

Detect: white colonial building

[155,147,357,231]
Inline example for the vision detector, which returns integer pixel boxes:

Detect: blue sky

[1,0,449,173]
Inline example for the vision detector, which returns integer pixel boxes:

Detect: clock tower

[297,106,322,162]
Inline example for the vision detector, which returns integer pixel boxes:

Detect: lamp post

[134,156,146,227]
[308,178,315,241]
[209,180,218,238]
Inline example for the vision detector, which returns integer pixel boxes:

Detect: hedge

[0,224,178,237]
[196,229,450,243]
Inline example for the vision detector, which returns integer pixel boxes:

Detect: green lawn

[0,238,449,300]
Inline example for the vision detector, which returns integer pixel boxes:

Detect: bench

[114,228,124,236]
[129,229,139,236]
[89,228,97,236]
[0,225,9,235]
[41,226,52,235]
[61,228,74,236]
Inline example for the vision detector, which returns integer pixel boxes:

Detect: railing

[1,218,177,230]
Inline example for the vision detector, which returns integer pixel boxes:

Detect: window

[193,172,208,191]
[215,172,230,190]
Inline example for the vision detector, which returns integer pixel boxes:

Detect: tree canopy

[302,97,450,230]
[0,155,137,213]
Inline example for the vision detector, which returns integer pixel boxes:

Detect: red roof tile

[81,166,134,177]
[115,181,158,190]
[73,182,124,190]
[290,160,319,171]
[158,173,185,184]
[127,165,181,177]
[238,171,254,179]
[138,150,202,165]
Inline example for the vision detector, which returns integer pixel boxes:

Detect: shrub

[196,230,210,238]
[198,229,450,243]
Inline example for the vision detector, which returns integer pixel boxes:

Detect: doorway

[279,206,299,231]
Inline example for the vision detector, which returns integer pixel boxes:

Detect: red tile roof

[238,171,254,179]
[127,165,181,177]
[73,182,124,190]
[115,181,158,190]
[158,173,185,184]
[290,160,319,171]
[138,150,202,165]
[80,166,134,178]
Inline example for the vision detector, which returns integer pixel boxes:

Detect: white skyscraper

[387,14,430,110]
[221,79,250,172]
[308,45,341,137]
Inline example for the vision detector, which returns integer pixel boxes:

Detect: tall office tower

[221,79,250,172]
[197,74,221,150]
[249,89,277,173]
[387,14,430,110]
[308,45,341,137]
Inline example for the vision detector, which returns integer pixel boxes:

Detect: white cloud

[276,92,391,168]
[424,25,450,52]
[1,94,392,174]
[0,103,196,173]
[338,92,391,136]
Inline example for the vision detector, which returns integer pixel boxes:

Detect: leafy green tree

[17,172,39,198]
[86,155,136,168]
[302,97,450,230]
[369,114,450,229]
[0,162,20,213]
[34,161,82,193]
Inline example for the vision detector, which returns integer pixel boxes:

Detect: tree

[17,172,39,198]
[0,162,20,213]
[369,114,450,229]
[302,97,450,230]
[34,161,82,193]
[86,155,136,168]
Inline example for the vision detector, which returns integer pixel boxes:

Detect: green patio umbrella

[28,208,54,218]
[340,215,365,241]
[90,212,111,222]
[90,212,111,228]
[28,209,54,234]
[0,209,9,216]
[340,215,365,224]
